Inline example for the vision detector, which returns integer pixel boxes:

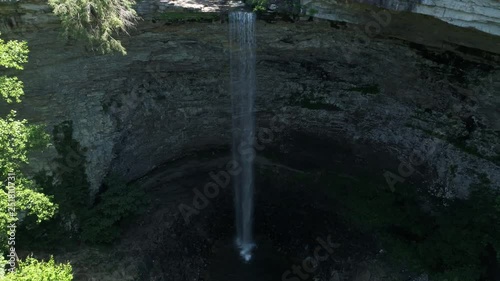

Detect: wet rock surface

[0,3,499,280]
[107,154,392,281]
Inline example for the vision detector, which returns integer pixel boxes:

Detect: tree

[0,33,57,243]
[0,34,62,275]
[48,0,140,55]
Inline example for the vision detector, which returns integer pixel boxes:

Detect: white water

[229,11,257,262]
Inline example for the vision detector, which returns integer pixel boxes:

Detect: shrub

[80,176,148,243]
[2,256,73,281]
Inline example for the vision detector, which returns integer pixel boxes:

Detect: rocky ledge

[301,0,500,36]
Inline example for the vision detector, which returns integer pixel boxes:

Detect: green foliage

[24,122,146,247]
[0,176,57,236]
[48,0,139,55]
[0,111,50,173]
[0,35,57,250]
[3,256,73,281]
[0,34,71,281]
[248,0,269,11]
[19,121,90,249]
[80,176,148,244]
[0,111,31,172]
[0,77,24,104]
[0,37,29,70]
[0,35,28,104]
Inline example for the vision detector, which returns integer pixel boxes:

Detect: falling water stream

[229,11,257,262]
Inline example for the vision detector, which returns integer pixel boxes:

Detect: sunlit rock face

[414,0,500,35]
[302,0,500,36]
[3,0,500,36]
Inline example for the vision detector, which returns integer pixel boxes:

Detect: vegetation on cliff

[0,34,73,279]
[48,0,139,54]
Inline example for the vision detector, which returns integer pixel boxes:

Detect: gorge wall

[0,0,499,200]
[301,0,500,36]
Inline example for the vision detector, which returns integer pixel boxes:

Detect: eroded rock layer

[0,1,498,198]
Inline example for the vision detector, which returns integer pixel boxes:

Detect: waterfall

[229,11,256,262]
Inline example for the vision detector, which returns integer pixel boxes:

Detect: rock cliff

[302,0,500,36]
[0,0,498,199]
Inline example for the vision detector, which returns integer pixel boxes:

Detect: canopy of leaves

[48,0,139,54]
[2,256,73,281]
[0,35,57,248]
[0,77,24,104]
[0,34,70,281]
[0,38,29,70]
[0,36,28,103]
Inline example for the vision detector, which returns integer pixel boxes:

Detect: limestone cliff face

[302,0,500,36]
[415,0,500,35]
[0,0,499,198]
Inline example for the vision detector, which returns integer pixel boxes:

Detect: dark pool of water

[205,237,291,281]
